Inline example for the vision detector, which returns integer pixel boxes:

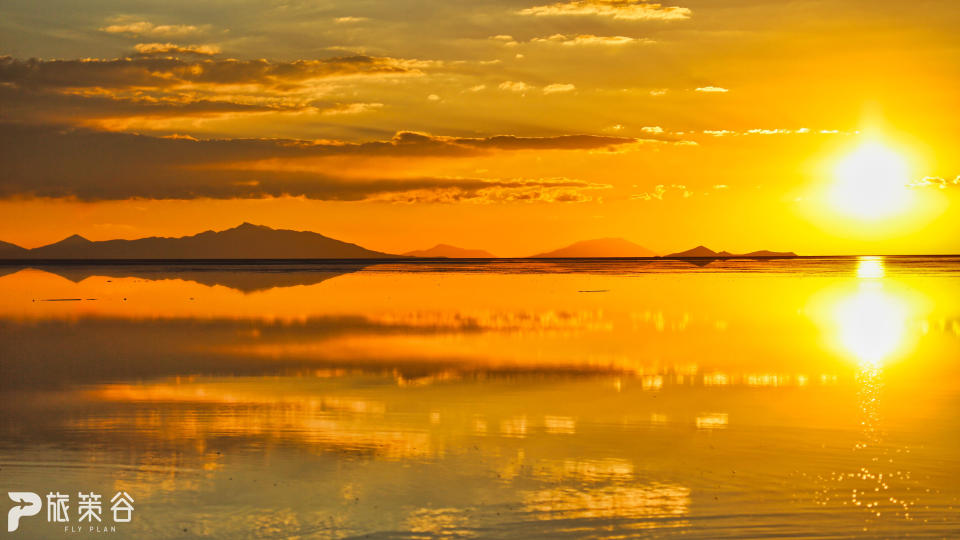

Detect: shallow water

[1,257,959,538]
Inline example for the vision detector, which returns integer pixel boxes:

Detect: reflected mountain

[0,266,25,279]
[675,258,717,267]
[532,259,659,274]
[24,263,374,293]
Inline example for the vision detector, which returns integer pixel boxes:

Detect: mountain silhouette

[531,238,656,258]
[667,245,797,258]
[7,223,397,259]
[403,244,495,258]
[0,240,28,257]
[668,245,718,258]
[740,250,798,258]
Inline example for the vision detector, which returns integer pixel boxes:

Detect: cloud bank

[0,123,623,201]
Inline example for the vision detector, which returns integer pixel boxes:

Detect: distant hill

[403,244,495,258]
[667,245,797,258]
[4,223,398,259]
[740,250,798,258]
[531,238,657,258]
[0,240,28,257]
[668,245,719,258]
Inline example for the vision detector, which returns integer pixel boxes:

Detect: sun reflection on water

[812,257,930,528]
[827,257,918,367]
[856,256,886,279]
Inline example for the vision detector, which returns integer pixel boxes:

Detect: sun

[829,141,912,220]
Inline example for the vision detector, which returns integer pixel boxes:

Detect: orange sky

[1,0,958,255]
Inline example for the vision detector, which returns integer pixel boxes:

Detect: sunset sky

[1,0,958,255]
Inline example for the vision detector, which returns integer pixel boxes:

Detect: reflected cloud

[543,415,576,434]
[523,484,690,525]
[532,458,634,482]
[404,507,472,538]
[73,378,437,461]
[694,413,728,430]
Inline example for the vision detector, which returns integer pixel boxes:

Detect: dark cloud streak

[0,55,414,90]
[0,123,615,201]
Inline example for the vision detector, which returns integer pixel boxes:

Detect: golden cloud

[542,83,576,94]
[498,81,533,93]
[334,16,369,24]
[518,0,691,21]
[694,86,729,93]
[100,19,208,38]
[0,54,424,124]
[0,55,417,91]
[528,34,655,46]
[134,43,221,56]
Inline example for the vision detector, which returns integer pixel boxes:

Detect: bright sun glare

[830,141,912,220]
[833,258,908,366]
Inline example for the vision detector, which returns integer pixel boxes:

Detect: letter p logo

[7,492,41,532]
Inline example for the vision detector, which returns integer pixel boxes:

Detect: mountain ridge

[0,227,798,260]
[531,238,657,258]
[5,223,398,259]
[0,240,29,257]
[667,245,797,258]
[403,244,495,258]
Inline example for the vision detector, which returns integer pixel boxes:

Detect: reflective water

[1,257,958,538]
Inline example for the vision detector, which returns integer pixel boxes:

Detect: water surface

[1,257,958,538]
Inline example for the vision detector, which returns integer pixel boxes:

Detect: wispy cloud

[701,128,846,137]
[497,81,576,95]
[134,43,221,56]
[631,184,691,200]
[321,102,384,115]
[695,86,729,93]
[907,176,960,189]
[0,55,418,91]
[371,178,609,204]
[518,0,691,21]
[542,83,576,94]
[499,81,533,93]
[100,19,208,38]
[513,34,655,46]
